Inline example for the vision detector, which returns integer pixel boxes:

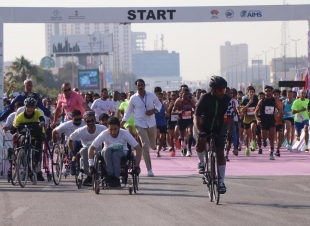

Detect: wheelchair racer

[68,111,107,186]
[52,109,85,175]
[194,76,234,194]
[13,97,46,181]
[88,117,142,187]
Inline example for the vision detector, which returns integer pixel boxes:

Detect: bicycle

[202,133,222,205]
[51,133,65,185]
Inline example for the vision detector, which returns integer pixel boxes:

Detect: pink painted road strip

[140,147,310,176]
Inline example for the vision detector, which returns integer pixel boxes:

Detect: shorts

[167,121,177,131]
[261,121,276,130]
[178,119,193,131]
[239,121,244,129]
[157,125,167,134]
[202,123,227,150]
[284,118,294,126]
[276,124,283,132]
[243,120,257,130]
[294,120,309,133]
[256,125,261,136]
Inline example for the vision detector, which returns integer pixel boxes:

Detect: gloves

[133,166,141,175]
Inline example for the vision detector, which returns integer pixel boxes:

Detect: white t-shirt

[232,99,239,122]
[112,100,121,117]
[55,120,86,139]
[4,112,16,127]
[69,124,107,147]
[91,99,114,122]
[92,129,138,153]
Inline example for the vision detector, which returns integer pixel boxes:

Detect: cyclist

[13,97,46,181]
[68,111,107,186]
[88,117,142,187]
[194,76,234,194]
[52,110,85,175]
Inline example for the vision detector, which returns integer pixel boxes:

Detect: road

[0,147,310,226]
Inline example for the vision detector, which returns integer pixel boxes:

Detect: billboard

[78,69,100,90]
[50,33,113,55]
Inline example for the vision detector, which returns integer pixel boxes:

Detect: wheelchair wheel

[51,143,63,185]
[92,154,100,195]
[16,149,29,188]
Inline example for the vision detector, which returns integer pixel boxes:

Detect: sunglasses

[85,119,95,123]
[216,88,225,93]
[73,119,82,122]
[63,88,71,92]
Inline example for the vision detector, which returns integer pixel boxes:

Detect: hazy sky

[1,0,309,81]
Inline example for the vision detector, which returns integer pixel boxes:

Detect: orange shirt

[274,102,283,126]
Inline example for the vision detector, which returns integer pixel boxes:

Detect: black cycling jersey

[260,97,276,122]
[195,92,231,133]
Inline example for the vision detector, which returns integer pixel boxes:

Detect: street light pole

[88,34,93,68]
[291,39,301,70]
[271,47,279,85]
[262,51,269,83]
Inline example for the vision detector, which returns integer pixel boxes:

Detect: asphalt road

[1,175,310,226]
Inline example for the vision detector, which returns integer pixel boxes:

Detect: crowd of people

[1,76,309,194]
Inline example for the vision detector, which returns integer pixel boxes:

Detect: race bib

[287,111,293,116]
[171,114,178,121]
[265,106,274,115]
[182,111,192,119]
[247,107,255,115]
[297,114,305,122]
[86,141,92,148]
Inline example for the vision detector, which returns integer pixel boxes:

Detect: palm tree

[58,62,80,85]
[5,56,43,83]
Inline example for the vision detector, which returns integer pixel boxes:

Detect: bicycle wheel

[93,155,100,195]
[16,149,28,188]
[51,143,63,185]
[212,152,220,205]
[205,152,213,202]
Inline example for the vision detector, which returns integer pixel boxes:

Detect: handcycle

[91,149,139,195]
[201,132,224,205]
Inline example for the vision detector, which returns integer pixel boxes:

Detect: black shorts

[256,125,261,135]
[261,121,276,130]
[284,118,294,126]
[239,121,244,129]
[177,119,193,131]
[157,125,167,134]
[243,120,257,130]
[276,124,283,132]
[202,123,228,150]
[167,121,177,130]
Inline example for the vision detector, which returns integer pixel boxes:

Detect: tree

[5,55,44,83]
[58,62,80,86]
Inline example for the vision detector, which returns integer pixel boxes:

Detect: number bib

[264,106,274,115]
[182,111,192,119]
[297,114,305,122]
[171,114,179,121]
[287,111,293,116]
[247,107,255,115]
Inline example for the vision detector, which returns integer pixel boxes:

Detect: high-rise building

[131,32,146,54]
[220,41,248,86]
[45,23,132,74]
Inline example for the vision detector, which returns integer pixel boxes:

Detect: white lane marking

[296,184,310,191]
[7,207,29,219]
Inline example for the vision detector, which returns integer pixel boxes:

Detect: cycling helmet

[209,76,227,89]
[24,97,37,107]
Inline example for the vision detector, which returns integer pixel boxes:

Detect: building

[131,32,146,54]
[220,41,248,87]
[132,50,180,78]
[45,23,132,75]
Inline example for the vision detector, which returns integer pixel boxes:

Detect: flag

[292,70,301,92]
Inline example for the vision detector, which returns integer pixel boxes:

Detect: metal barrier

[0,123,13,176]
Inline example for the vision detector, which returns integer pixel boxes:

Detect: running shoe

[251,141,256,151]
[225,155,230,162]
[232,149,238,156]
[147,169,154,177]
[301,146,307,152]
[275,150,280,157]
[181,148,187,156]
[197,162,205,174]
[170,150,176,157]
[219,183,227,194]
[175,140,181,149]
[238,142,242,151]
[258,148,263,154]
[269,153,275,160]
[186,150,192,157]
[263,140,267,147]
[36,171,45,181]
[245,147,250,156]
[156,152,161,157]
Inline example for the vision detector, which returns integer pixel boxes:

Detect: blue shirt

[0,92,51,121]
[283,98,295,119]
[155,103,166,126]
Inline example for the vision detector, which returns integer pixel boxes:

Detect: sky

[0,0,309,81]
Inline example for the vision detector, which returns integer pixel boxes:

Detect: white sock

[197,151,204,163]
[181,140,185,148]
[218,165,226,184]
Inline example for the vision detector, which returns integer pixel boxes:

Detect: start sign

[127,9,176,20]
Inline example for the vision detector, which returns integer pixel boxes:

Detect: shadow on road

[228,202,310,209]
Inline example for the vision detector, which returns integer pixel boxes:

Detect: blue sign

[105,72,114,83]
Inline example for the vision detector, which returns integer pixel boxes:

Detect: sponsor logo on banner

[51,10,62,21]
[210,9,219,19]
[240,10,262,18]
[225,9,234,18]
[127,9,176,20]
[68,11,85,20]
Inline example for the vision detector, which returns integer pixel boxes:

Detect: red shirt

[57,91,85,120]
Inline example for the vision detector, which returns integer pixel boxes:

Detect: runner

[292,90,310,152]
[256,92,265,154]
[111,91,121,118]
[255,85,283,160]
[283,90,295,152]
[241,86,258,156]
[237,91,244,153]
[272,89,284,157]
[155,92,167,157]
[227,88,239,161]
[166,91,178,157]
[91,88,114,122]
